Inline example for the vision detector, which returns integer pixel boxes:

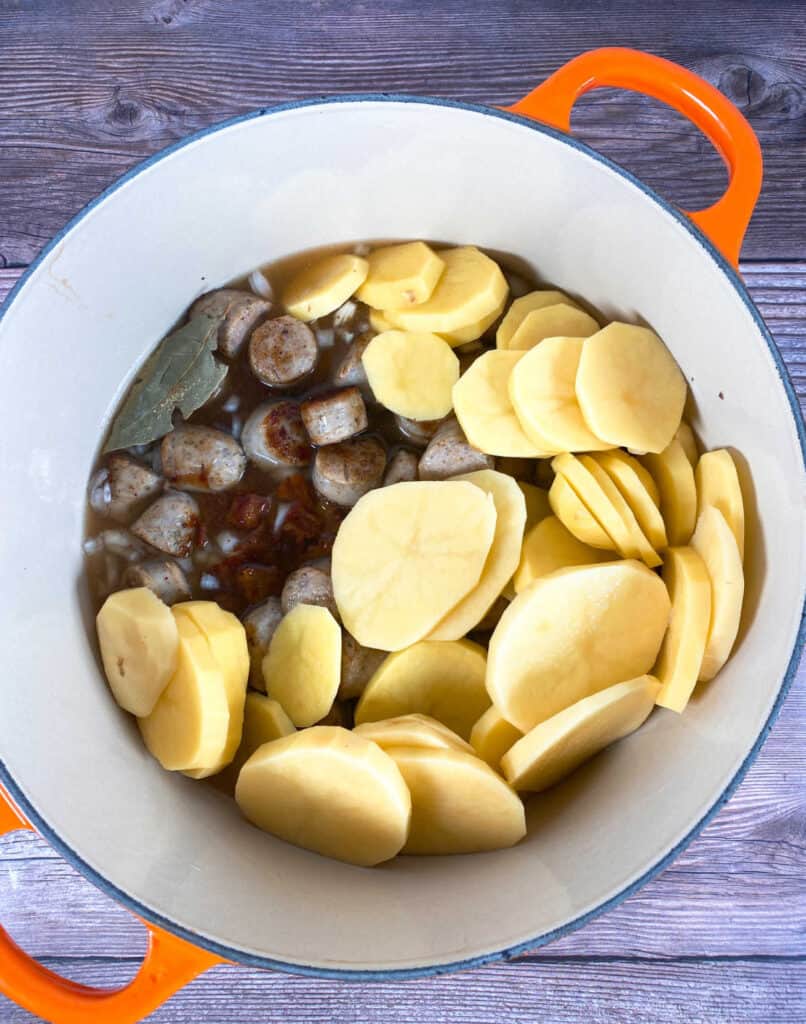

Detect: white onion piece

[249,269,274,300]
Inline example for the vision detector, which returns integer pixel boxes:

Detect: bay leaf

[104,314,228,452]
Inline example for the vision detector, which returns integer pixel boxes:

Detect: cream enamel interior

[0,99,803,973]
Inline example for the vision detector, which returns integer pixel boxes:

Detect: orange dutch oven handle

[0,786,225,1024]
[505,47,763,267]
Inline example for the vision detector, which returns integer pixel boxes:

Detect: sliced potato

[575,322,687,453]
[331,481,496,651]
[689,506,745,682]
[356,241,445,310]
[355,639,489,740]
[453,351,549,457]
[509,336,612,452]
[553,453,640,561]
[214,693,295,793]
[675,421,699,466]
[138,613,229,772]
[428,470,526,640]
[362,330,459,420]
[387,745,526,854]
[470,706,523,769]
[496,289,581,349]
[695,449,745,561]
[96,587,178,717]
[235,727,410,866]
[519,482,552,530]
[501,675,660,792]
[370,308,395,333]
[487,560,670,732]
[548,473,615,550]
[642,438,697,546]
[283,253,369,322]
[262,604,342,727]
[579,454,661,568]
[592,450,667,550]
[353,713,474,754]
[505,304,599,351]
[438,296,507,345]
[654,547,712,712]
[513,515,613,593]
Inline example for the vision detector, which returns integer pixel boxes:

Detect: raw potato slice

[548,473,615,550]
[513,515,612,593]
[505,304,599,351]
[487,560,670,732]
[575,322,687,453]
[138,613,229,772]
[370,308,395,333]
[428,470,526,640]
[438,296,506,345]
[689,506,745,682]
[553,453,641,561]
[215,693,295,793]
[470,706,523,769]
[496,289,581,349]
[355,639,489,740]
[331,481,496,651]
[387,745,526,854]
[508,336,612,452]
[453,351,551,457]
[579,455,661,568]
[654,547,712,712]
[519,482,552,530]
[235,727,411,866]
[356,242,445,310]
[96,588,178,717]
[593,450,667,550]
[501,676,660,792]
[362,331,459,420]
[642,439,697,546]
[283,253,369,322]
[354,713,474,754]
[695,449,745,560]
[262,604,342,727]
[675,421,699,466]
[383,247,508,335]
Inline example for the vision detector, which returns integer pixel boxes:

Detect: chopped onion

[83,536,104,556]
[221,394,241,413]
[333,300,357,326]
[216,530,242,555]
[249,269,274,301]
[274,502,291,530]
[200,573,220,591]
[316,327,335,348]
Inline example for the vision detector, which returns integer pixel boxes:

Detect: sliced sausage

[249,316,318,389]
[383,448,419,486]
[312,437,386,507]
[160,425,246,492]
[242,596,283,690]
[189,289,271,359]
[241,401,313,469]
[281,566,339,618]
[122,559,191,605]
[300,387,367,446]
[418,418,495,481]
[130,491,200,557]
[89,454,163,523]
[339,632,386,701]
[395,414,446,447]
[334,333,372,387]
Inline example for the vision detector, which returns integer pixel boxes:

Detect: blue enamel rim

[1,94,804,983]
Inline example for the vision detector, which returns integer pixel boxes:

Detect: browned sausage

[281,566,339,618]
[241,401,313,469]
[339,632,386,700]
[312,437,386,506]
[249,316,318,389]
[242,597,284,690]
[89,453,163,523]
[334,334,373,387]
[383,449,419,486]
[160,425,246,492]
[122,559,191,605]
[130,491,200,557]
[190,289,271,359]
[418,418,494,480]
[395,414,446,447]
[300,387,368,446]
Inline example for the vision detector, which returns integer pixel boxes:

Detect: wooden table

[0,3,803,1021]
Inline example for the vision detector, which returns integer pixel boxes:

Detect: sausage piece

[242,597,283,690]
[334,334,373,387]
[395,414,446,447]
[241,401,313,469]
[249,316,318,389]
[122,559,191,605]
[89,453,163,523]
[383,448,419,486]
[281,566,339,619]
[300,387,368,446]
[339,632,386,700]
[160,425,246,492]
[189,289,271,359]
[312,437,386,507]
[130,491,200,557]
[418,418,495,481]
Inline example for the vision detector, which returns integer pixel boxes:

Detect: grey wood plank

[0,1,805,266]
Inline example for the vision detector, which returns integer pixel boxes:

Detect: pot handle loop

[505,47,763,267]
[0,785,223,1024]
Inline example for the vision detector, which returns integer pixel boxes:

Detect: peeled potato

[356,241,445,310]
[370,308,395,333]
[496,289,581,349]
[576,322,687,453]
[428,470,526,640]
[519,482,552,530]
[283,253,369,321]
[215,693,295,793]
[139,613,229,772]
[578,455,661,568]
[501,675,660,792]
[654,547,712,713]
[262,604,342,727]
[506,304,599,351]
[642,438,697,546]
[355,639,489,740]
[332,481,496,651]
[383,247,508,335]
[675,421,699,466]
[453,351,549,457]
[438,296,506,345]
[592,450,667,550]
[236,727,411,866]
[513,515,613,593]
[354,713,474,754]
[509,336,612,452]
[487,560,670,732]
[362,330,459,420]
[548,473,615,551]
[470,706,523,769]
[690,506,745,682]
[553,453,641,562]
[387,745,526,854]
[96,588,178,717]
[695,449,745,561]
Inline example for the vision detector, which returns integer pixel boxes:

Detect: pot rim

[1,92,804,981]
